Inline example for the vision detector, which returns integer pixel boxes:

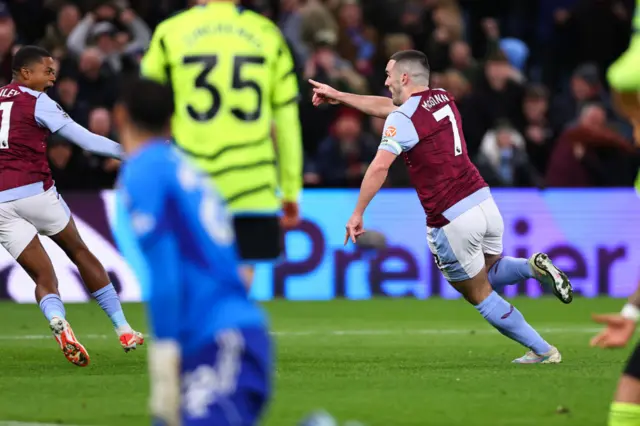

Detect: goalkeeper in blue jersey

[111,78,271,426]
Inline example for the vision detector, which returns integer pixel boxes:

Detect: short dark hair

[390,50,430,72]
[12,46,52,75]
[117,78,174,133]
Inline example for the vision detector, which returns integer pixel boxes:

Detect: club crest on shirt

[384,126,396,137]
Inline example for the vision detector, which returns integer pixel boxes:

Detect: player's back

[141,4,293,208]
[391,89,487,227]
[156,4,280,140]
[0,83,53,194]
[119,143,265,353]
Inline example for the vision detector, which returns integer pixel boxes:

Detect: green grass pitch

[0,297,633,426]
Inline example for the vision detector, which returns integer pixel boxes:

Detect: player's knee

[450,273,492,305]
[614,375,640,405]
[463,285,493,306]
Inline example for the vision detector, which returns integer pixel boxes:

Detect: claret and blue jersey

[112,141,266,355]
[0,82,122,201]
[377,88,488,228]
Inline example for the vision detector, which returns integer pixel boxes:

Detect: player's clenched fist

[309,79,341,107]
[590,313,637,348]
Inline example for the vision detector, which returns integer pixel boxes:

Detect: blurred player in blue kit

[110,78,271,426]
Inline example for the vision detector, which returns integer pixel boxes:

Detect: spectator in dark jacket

[476,122,541,187]
[0,12,15,86]
[546,103,636,187]
[75,47,118,109]
[518,84,555,175]
[463,50,525,156]
[314,108,378,187]
[39,3,80,53]
[550,63,613,132]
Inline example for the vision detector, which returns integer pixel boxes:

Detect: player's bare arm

[309,79,397,119]
[273,36,303,231]
[345,150,397,245]
[591,281,640,348]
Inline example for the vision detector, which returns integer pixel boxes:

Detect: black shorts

[232,215,283,262]
[624,342,640,379]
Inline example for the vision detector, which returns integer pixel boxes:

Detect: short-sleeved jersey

[0,83,72,194]
[379,89,487,228]
[113,142,266,354]
[141,3,299,213]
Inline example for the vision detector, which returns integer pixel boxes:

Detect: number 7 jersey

[140,2,299,213]
[378,88,488,228]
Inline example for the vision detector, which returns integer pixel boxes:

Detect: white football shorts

[427,196,504,282]
[0,186,71,259]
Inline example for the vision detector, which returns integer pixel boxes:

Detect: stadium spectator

[561,0,632,79]
[301,28,367,153]
[304,30,367,94]
[50,73,90,127]
[448,40,481,86]
[441,70,472,110]
[550,63,612,132]
[278,0,308,66]
[336,0,377,76]
[546,103,636,187]
[38,3,80,54]
[299,0,339,57]
[463,50,525,156]
[519,84,555,175]
[476,121,541,187]
[75,47,117,109]
[399,0,431,54]
[0,9,15,85]
[313,108,377,187]
[424,2,464,72]
[47,137,79,190]
[375,33,414,92]
[303,152,322,187]
[67,3,150,73]
[80,107,119,188]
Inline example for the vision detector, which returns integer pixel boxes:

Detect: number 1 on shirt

[0,101,13,149]
[433,104,462,156]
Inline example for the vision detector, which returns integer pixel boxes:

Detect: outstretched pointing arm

[309,79,397,119]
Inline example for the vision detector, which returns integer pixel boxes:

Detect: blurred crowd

[2,0,640,190]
